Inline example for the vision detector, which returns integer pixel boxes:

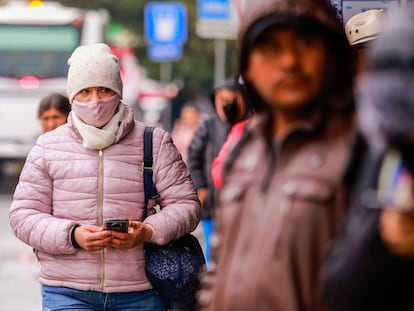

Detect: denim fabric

[202,218,215,268]
[42,286,166,311]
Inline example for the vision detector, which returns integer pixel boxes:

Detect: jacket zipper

[98,149,105,290]
[268,140,296,258]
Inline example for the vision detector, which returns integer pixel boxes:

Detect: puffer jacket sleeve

[144,128,201,245]
[9,135,78,255]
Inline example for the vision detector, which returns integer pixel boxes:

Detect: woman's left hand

[109,221,153,249]
[380,207,414,258]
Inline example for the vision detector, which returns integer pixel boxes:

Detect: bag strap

[143,126,160,219]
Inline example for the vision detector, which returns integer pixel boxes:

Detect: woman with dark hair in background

[38,93,71,132]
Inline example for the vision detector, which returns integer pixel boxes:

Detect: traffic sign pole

[196,0,236,86]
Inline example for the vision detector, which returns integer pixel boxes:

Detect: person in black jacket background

[323,5,414,310]
[187,77,250,267]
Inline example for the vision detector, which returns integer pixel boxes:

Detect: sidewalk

[0,195,41,311]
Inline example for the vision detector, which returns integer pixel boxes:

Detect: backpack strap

[143,127,160,219]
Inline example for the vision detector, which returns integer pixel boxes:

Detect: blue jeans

[42,285,166,311]
[201,218,214,268]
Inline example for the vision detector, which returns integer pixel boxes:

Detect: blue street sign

[147,43,183,62]
[197,0,231,20]
[144,2,187,45]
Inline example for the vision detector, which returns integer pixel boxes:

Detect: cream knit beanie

[67,43,123,103]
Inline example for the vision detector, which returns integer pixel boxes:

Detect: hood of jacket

[209,77,249,109]
[237,0,356,117]
[209,76,253,125]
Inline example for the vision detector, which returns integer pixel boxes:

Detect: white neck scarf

[72,104,126,150]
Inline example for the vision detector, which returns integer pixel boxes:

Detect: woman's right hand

[74,225,113,251]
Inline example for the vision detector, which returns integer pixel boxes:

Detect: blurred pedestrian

[171,103,202,164]
[9,43,201,311]
[197,0,356,309]
[38,93,71,132]
[211,117,253,190]
[323,6,414,310]
[210,77,254,190]
[187,77,250,267]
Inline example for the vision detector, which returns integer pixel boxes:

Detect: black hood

[209,76,250,113]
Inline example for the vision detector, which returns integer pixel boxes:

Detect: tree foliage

[52,0,237,99]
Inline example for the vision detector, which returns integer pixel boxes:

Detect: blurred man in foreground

[197,0,356,310]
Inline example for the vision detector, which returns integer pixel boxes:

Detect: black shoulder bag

[142,126,206,311]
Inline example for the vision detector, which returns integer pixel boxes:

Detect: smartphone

[104,218,129,233]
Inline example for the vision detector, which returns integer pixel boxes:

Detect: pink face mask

[72,94,120,128]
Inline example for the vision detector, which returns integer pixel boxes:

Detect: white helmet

[345,9,387,46]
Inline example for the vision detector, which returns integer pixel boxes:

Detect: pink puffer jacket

[9,105,201,293]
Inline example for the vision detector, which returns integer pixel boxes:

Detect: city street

[0,194,41,311]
